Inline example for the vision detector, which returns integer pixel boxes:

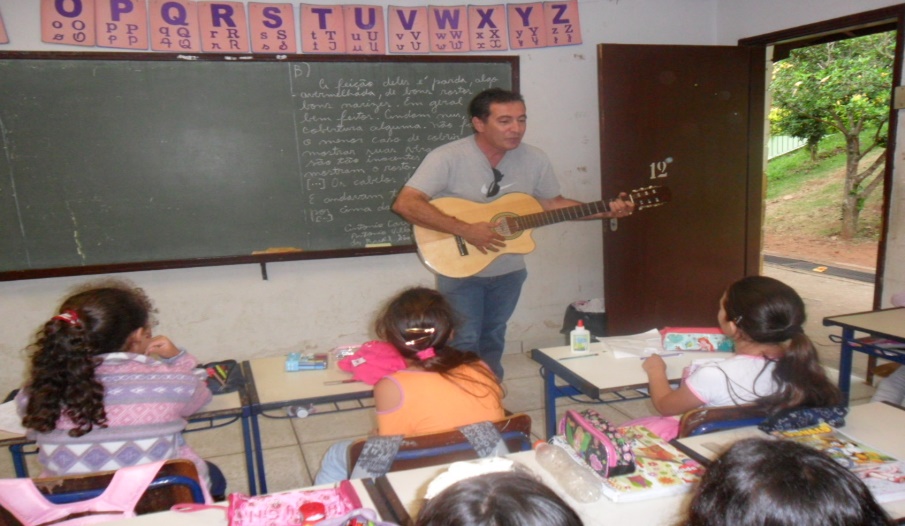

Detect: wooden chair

[677,404,770,438]
[348,413,534,474]
[0,459,206,526]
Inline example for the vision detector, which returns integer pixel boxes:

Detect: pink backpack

[0,461,166,526]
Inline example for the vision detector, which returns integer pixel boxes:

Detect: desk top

[243,356,374,411]
[531,341,732,398]
[823,307,905,340]
[384,449,692,526]
[675,402,905,519]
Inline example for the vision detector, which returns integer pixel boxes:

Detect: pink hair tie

[416,347,436,361]
[52,310,81,327]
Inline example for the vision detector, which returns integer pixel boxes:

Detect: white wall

[2,0,904,395]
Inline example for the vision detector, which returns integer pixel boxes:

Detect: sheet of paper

[0,400,26,434]
[600,328,665,359]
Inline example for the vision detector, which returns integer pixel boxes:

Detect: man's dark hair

[468,88,524,121]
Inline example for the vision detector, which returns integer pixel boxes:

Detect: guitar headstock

[628,185,671,210]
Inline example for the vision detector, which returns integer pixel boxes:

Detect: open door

[599,44,765,335]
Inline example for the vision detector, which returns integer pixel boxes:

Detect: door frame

[739,5,905,309]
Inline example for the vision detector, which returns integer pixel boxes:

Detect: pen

[214,364,229,381]
[207,367,227,387]
[559,353,598,361]
[324,379,361,385]
[640,352,682,360]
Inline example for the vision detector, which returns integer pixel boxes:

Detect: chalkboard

[0,52,517,281]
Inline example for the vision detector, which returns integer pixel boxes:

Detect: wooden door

[599,44,765,335]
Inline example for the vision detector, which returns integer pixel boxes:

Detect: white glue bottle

[570,319,591,353]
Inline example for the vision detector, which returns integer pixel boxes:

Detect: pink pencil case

[559,409,635,478]
[661,327,734,352]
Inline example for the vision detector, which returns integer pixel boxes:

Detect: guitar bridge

[454,235,469,256]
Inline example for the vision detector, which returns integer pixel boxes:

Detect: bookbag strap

[349,421,507,479]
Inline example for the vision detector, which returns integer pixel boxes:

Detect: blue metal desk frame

[823,307,905,403]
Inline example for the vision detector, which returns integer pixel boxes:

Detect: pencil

[559,353,599,361]
[214,364,229,381]
[207,367,227,387]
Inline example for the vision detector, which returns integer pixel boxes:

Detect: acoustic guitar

[413,185,671,278]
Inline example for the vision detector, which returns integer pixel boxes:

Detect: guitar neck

[514,200,611,231]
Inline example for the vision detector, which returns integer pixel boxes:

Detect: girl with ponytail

[315,286,504,484]
[628,276,841,441]
[16,279,225,500]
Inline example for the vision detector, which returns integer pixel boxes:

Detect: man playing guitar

[392,88,634,380]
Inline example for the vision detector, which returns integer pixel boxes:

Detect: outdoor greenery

[770,31,893,239]
[766,127,884,241]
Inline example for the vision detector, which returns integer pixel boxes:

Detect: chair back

[0,459,205,526]
[349,413,533,473]
[678,404,770,438]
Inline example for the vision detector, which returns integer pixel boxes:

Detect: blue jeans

[437,269,528,380]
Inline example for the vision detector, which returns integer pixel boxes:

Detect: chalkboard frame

[0,52,519,282]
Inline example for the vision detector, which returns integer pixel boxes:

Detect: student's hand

[143,336,181,359]
[463,221,506,254]
[642,354,667,376]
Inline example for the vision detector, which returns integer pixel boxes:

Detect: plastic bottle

[286,404,316,418]
[534,442,602,503]
[570,319,591,353]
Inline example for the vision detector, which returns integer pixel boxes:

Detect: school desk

[530,337,735,438]
[674,401,905,520]
[823,307,905,403]
[381,448,693,526]
[240,356,375,494]
[0,386,258,497]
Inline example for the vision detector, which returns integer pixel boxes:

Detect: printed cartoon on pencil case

[203,360,241,394]
[660,327,734,352]
[559,409,635,478]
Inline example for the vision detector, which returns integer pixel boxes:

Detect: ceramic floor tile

[254,412,304,449]
[255,445,312,494]
[501,375,545,414]
[210,450,255,497]
[290,406,375,443]
[501,352,544,381]
[183,418,248,457]
[301,438,357,484]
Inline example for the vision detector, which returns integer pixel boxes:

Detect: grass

[765,129,885,241]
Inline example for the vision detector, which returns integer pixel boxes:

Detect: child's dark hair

[375,287,500,388]
[416,470,583,526]
[685,438,894,526]
[23,279,156,437]
[722,276,841,411]
[468,88,524,122]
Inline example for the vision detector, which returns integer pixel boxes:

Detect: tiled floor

[0,350,880,495]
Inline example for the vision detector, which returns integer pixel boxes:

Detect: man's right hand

[461,221,507,254]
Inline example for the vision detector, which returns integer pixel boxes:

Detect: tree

[770,31,893,239]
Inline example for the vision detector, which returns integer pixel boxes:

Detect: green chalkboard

[0,52,518,280]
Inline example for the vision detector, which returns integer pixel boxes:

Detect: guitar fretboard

[511,200,612,232]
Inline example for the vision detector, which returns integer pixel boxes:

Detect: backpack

[0,461,166,526]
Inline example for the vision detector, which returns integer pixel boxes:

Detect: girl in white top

[630,276,842,440]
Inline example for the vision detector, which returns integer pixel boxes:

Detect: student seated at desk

[417,469,582,526]
[628,276,842,441]
[684,438,895,526]
[316,287,505,484]
[14,279,225,501]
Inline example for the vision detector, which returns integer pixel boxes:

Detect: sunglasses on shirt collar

[487,168,504,197]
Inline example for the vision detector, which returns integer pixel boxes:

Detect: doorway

[742,6,902,380]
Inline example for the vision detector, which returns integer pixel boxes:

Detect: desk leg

[250,412,268,495]
[543,367,558,440]
[240,409,257,496]
[10,444,28,477]
[837,327,855,404]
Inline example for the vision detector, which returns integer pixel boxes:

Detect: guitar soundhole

[492,213,521,239]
